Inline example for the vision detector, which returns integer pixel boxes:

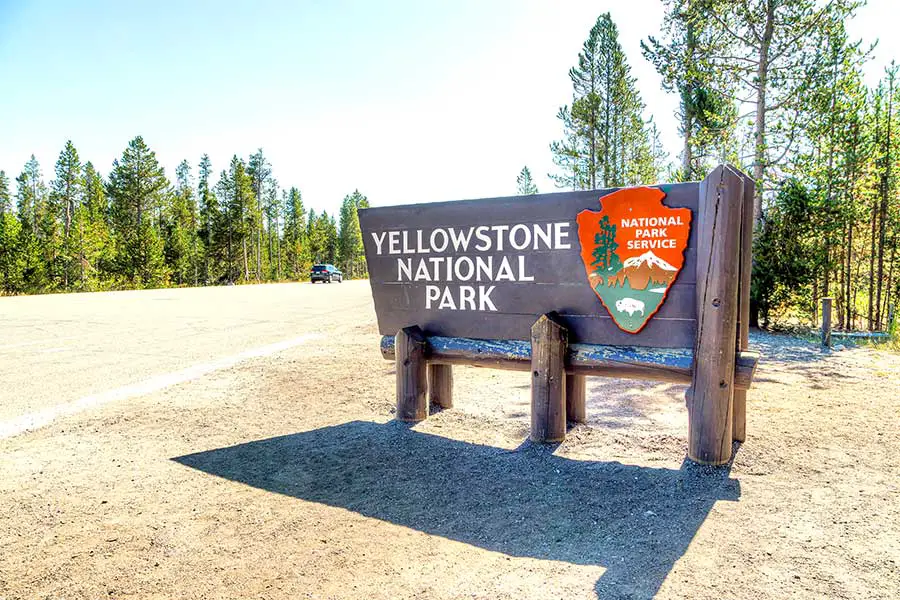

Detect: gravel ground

[1,283,898,599]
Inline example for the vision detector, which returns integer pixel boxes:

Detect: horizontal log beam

[380,335,759,391]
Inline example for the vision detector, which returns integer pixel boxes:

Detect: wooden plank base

[380,336,759,391]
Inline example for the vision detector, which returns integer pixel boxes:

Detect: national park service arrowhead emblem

[576,187,692,334]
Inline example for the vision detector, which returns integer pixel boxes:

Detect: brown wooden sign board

[360,165,759,465]
[359,182,701,348]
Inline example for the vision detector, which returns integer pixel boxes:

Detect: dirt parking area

[1,282,898,599]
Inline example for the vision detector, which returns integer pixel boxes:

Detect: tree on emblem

[590,215,621,281]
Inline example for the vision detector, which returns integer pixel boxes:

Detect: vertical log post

[566,375,586,423]
[688,166,744,465]
[396,326,427,422]
[428,364,453,409]
[733,170,756,443]
[822,298,833,348]
[530,313,567,443]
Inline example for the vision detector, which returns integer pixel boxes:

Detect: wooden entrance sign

[359,165,760,465]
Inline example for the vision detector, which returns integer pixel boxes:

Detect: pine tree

[283,187,308,279]
[265,178,281,279]
[197,154,218,283]
[322,212,339,265]
[338,190,367,278]
[106,136,170,287]
[516,167,539,195]
[706,0,861,220]
[247,149,271,281]
[16,156,50,291]
[0,210,24,293]
[551,13,657,190]
[642,0,735,181]
[76,162,112,289]
[0,171,10,214]
[50,140,83,288]
[216,156,255,282]
[164,160,201,285]
[590,216,621,277]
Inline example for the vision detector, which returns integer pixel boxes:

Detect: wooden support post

[428,364,453,409]
[395,326,427,422]
[689,166,744,465]
[530,313,567,443]
[566,375,586,423]
[822,298,833,347]
[733,170,755,443]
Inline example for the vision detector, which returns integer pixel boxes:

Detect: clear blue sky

[1,1,897,215]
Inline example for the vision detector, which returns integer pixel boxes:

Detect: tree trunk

[882,233,896,329]
[868,201,877,330]
[876,71,893,329]
[752,1,775,224]
[845,220,853,329]
[813,275,819,327]
[242,236,249,282]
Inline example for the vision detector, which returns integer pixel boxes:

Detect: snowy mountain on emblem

[622,251,676,271]
[609,251,678,290]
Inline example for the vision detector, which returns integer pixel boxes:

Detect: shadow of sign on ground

[173,420,740,598]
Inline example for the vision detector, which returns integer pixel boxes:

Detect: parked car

[310,264,343,283]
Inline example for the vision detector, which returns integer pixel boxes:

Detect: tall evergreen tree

[106,136,170,287]
[164,160,201,285]
[642,0,736,181]
[216,156,255,282]
[283,187,308,279]
[0,171,10,214]
[197,154,218,283]
[76,162,112,289]
[0,210,23,293]
[338,190,367,278]
[247,149,271,281]
[265,178,281,279]
[516,166,539,195]
[706,0,862,220]
[551,13,657,190]
[50,140,83,288]
[16,156,49,290]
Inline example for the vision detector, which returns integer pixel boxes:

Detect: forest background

[1,0,897,332]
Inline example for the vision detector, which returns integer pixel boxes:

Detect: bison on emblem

[615,297,645,317]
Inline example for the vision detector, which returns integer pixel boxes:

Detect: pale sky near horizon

[1,1,898,215]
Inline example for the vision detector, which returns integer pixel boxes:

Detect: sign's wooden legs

[428,364,453,409]
[395,326,427,422]
[689,166,743,465]
[566,375,586,423]
[530,313,568,443]
[733,169,756,443]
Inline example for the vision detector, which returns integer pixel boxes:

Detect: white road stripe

[0,334,321,441]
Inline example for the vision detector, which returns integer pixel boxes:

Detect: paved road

[0,281,374,428]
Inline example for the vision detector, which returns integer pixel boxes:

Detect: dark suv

[310,264,343,283]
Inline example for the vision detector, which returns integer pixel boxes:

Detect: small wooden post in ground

[822,298,833,347]
[395,326,428,422]
[688,166,744,465]
[530,313,567,443]
[428,364,453,409]
[566,375,586,423]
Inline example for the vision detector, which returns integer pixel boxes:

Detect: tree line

[522,2,898,331]
[0,137,368,294]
